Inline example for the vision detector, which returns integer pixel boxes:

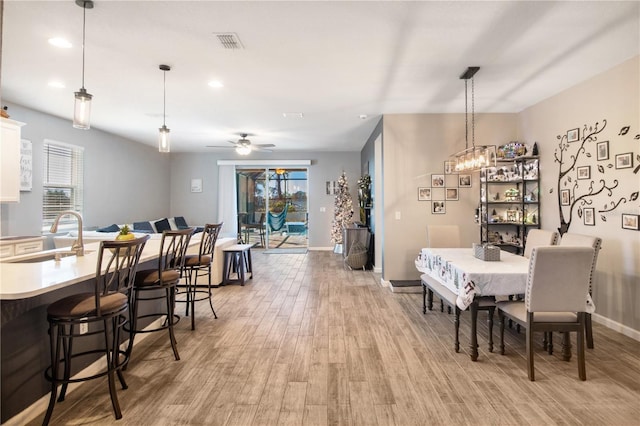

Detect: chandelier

[450,67,496,172]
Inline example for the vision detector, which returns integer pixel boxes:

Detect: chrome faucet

[50,210,85,256]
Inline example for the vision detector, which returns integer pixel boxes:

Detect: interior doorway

[236,167,308,251]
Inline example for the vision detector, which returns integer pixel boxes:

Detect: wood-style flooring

[32,251,640,425]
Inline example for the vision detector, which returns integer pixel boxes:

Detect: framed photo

[560,189,571,206]
[444,161,456,175]
[432,201,446,214]
[596,140,609,161]
[583,207,595,226]
[615,152,633,169]
[577,166,590,180]
[418,187,431,201]
[20,139,33,191]
[458,174,471,188]
[190,178,203,193]
[431,174,445,188]
[445,188,459,201]
[567,128,580,142]
[622,214,639,230]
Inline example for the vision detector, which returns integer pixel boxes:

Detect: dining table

[415,247,530,361]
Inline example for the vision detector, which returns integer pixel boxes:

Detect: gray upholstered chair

[498,246,594,381]
[523,229,559,258]
[559,233,602,349]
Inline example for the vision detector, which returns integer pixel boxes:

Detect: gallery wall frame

[583,207,595,226]
[458,174,471,188]
[615,152,633,169]
[418,187,431,201]
[432,201,445,214]
[577,166,590,180]
[567,128,580,142]
[191,178,203,193]
[560,189,571,206]
[596,140,609,161]
[622,213,639,230]
[20,139,32,191]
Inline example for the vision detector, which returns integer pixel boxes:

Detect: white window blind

[42,140,84,230]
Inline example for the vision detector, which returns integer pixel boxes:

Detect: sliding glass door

[236,167,308,251]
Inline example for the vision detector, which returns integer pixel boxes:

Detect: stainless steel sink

[3,250,95,263]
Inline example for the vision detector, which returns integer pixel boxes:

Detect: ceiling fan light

[236,144,251,155]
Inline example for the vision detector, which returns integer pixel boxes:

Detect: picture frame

[577,165,590,180]
[444,161,456,175]
[567,128,580,143]
[615,152,633,169]
[583,207,595,226]
[560,189,571,206]
[622,214,639,230]
[596,140,609,161]
[190,178,203,193]
[445,188,459,201]
[458,174,471,188]
[431,174,445,188]
[432,201,446,214]
[418,187,431,201]
[20,139,33,191]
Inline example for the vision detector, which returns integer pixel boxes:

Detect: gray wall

[169,151,361,249]
[1,102,171,246]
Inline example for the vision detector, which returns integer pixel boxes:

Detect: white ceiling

[2,0,639,153]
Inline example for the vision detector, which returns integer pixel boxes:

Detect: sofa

[53,217,236,285]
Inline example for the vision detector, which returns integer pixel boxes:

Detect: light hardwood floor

[33,251,640,425]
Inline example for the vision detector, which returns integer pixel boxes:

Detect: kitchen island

[0,236,202,424]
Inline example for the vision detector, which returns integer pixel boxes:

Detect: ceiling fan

[207,133,275,155]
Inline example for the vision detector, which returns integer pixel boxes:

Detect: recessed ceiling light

[48,37,72,48]
[208,80,224,88]
[48,81,66,88]
[283,112,304,119]
[359,114,368,120]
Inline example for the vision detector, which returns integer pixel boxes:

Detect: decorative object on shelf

[73,0,94,130]
[158,64,171,152]
[504,187,520,201]
[622,214,639,230]
[1,106,9,118]
[496,141,530,159]
[532,142,539,156]
[449,66,496,172]
[357,174,371,223]
[330,172,354,247]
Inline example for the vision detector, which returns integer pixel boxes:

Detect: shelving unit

[479,156,540,255]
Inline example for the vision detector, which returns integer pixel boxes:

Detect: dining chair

[243,213,265,247]
[497,246,594,381]
[523,229,559,258]
[125,228,194,365]
[178,223,222,330]
[43,235,149,425]
[558,233,602,349]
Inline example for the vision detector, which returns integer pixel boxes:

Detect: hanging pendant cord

[471,76,475,149]
[163,70,166,127]
[464,79,468,150]
[81,1,87,89]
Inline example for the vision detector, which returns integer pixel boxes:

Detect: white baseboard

[373,266,382,273]
[5,318,164,426]
[308,246,334,251]
[380,277,390,287]
[593,313,640,342]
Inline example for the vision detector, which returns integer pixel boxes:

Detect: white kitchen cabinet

[1,118,25,203]
[0,236,45,259]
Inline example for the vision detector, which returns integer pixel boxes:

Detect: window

[42,140,84,231]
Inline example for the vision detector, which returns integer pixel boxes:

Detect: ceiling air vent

[214,33,244,49]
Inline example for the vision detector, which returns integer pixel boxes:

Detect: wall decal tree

[553,119,638,235]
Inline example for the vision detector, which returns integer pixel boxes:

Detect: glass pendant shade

[73,88,92,129]
[159,125,170,153]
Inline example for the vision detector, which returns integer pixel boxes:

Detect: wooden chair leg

[527,313,535,381]
[578,314,587,380]
[454,307,460,353]
[585,313,594,349]
[487,307,495,353]
[498,311,506,355]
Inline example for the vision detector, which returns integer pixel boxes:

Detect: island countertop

[0,235,201,300]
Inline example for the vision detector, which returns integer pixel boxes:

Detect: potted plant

[116,225,135,241]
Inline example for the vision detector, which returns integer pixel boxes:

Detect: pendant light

[450,67,496,172]
[158,64,171,153]
[73,0,94,130]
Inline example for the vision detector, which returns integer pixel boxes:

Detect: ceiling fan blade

[206,145,234,149]
[254,143,276,148]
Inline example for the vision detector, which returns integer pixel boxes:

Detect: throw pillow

[174,216,189,229]
[133,221,154,233]
[97,223,120,233]
[154,218,171,233]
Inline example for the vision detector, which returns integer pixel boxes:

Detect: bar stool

[177,223,222,330]
[43,235,149,425]
[125,228,194,364]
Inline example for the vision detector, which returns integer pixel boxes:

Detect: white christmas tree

[331,172,354,244]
